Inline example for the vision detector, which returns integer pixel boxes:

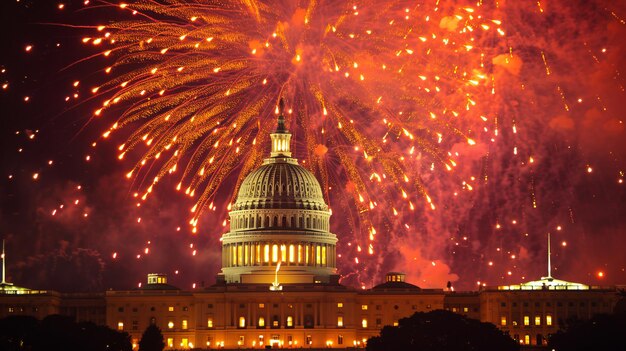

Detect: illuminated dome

[233,159,327,212]
[220,99,338,285]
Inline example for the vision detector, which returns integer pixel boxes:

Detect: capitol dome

[219,100,338,285]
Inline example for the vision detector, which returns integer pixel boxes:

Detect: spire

[276,98,286,133]
[1,240,7,285]
[547,232,552,279]
[270,98,292,157]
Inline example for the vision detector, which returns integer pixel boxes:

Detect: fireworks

[82,0,502,279]
[2,0,624,290]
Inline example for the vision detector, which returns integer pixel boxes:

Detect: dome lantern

[269,98,292,158]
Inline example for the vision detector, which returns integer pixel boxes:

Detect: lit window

[524,316,530,326]
[463,307,469,313]
[181,338,189,348]
[168,321,174,329]
[287,316,293,327]
[167,338,174,348]
[316,245,321,264]
[258,317,265,327]
[117,322,124,331]
[289,245,295,263]
[281,244,287,262]
[239,316,246,328]
[207,318,213,328]
[337,316,344,327]
[546,315,553,326]
[272,245,278,263]
[264,245,270,262]
[524,335,530,345]
[452,307,458,312]
[238,335,245,346]
[535,316,541,326]
[258,303,265,308]
[501,316,507,326]
[168,306,174,312]
[361,318,368,328]
[337,302,343,308]
[182,320,188,329]
[361,304,368,310]
[338,335,343,345]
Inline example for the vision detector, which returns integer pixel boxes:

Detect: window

[167,338,174,348]
[524,316,530,326]
[501,316,507,326]
[376,318,382,327]
[132,308,138,313]
[150,307,155,311]
[524,335,530,345]
[287,316,294,327]
[501,302,506,307]
[208,318,213,328]
[181,338,189,348]
[393,321,399,326]
[8,307,14,313]
[182,320,188,329]
[361,318,368,328]
[183,306,188,311]
[208,303,213,308]
[168,321,174,329]
[168,306,174,312]
[534,316,541,326]
[306,335,312,345]
[361,304,368,310]
[337,316,344,327]
[337,302,343,308]
[239,316,246,328]
[376,305,382,310]
[546,315,553,326]
[338,335,344,345]
[117,322,124,331]
[258,303,265,308]
[118,307,124,312]
[238,335,245,346]
[463,307,469,313]
[258,317,265,328]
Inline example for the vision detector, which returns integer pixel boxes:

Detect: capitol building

[1,106,623,349]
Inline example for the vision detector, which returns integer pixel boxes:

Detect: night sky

[1,0,625,292]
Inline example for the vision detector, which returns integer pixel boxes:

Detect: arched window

[258,317,265,328]
[286,316,294,328]
[273,216,278,227]
[282,216,287,227]
[299,217,304,228]
[239,316,246,328]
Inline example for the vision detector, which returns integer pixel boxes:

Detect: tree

[548,313,626,351]
[366,310,518,351]
[138,324,165,351]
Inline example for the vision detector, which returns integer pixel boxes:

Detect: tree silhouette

[367,310,518,351]
[548,313,626,351]
[138,324,165,351]
[0,315,131,351]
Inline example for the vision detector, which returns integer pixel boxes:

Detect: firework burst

[79,0,505,283]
